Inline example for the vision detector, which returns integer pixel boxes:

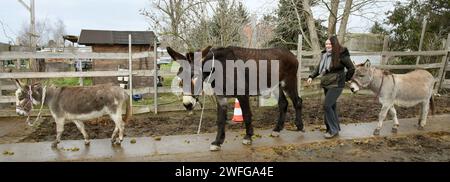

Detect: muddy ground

[0,93,446,143]
[248,131,450,162]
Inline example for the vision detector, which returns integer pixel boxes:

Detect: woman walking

[307,36,355,139]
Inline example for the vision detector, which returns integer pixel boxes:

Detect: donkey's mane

[356,62,392,75]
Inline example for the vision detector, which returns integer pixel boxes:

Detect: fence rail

[0,51,151,60]
[0,69,175,79]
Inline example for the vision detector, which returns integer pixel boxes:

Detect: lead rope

[197,51,215,134]
[26,85,46,126]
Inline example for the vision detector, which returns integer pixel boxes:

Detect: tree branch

[290,0,313,48]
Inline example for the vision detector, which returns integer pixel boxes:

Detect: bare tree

[337,0,352,42]
[302,0,321,53]
[140,0,209,51]
[284,0,321,52]
[289,0,312,48]
[320,0,386,43]
[16,20,51,48]
[51,19,67,47]
[322,0,339,36]
[0,19,16,44]
[250,15,277,48]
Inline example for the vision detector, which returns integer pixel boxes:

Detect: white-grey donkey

[349,60,435,135]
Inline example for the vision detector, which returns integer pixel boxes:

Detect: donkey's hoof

[84,140,91,146]
[51,142,59,148]
[270,131,280,137]
[111,139,121,146]
[242,139,252,145]
[418,126,425,130]
[210,145,221,151]
[373,129,381,136]
[391,128,398,134]
[296,126,305,132]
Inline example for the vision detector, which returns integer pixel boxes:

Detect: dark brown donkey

[167,46,304,151]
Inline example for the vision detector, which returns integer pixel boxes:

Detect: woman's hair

[329,35,343,68]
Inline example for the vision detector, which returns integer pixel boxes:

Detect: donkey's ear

[364,59,371,68]
[166,47,186,61]
[201,46,212,58]
[14,79,22,88]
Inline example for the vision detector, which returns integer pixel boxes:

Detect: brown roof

[63,35,79,43]
[78,29,157,45]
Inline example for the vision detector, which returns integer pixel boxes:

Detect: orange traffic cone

[232,99,244,123]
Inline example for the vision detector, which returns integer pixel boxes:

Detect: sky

[0,0,398,44]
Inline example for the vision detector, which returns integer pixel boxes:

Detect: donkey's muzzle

[16,108,27,116]
[184,103,193,111]
[349,82,360,93]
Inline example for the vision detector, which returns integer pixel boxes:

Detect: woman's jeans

[323,87,343,135]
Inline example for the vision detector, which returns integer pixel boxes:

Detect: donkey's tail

[430,95,435,115]
[123,93,132,123]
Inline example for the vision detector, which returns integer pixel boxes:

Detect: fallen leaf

[71,147,80,152]
[153,136,161,141]
[2,151,14,155]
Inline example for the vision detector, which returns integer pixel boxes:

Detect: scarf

[319,51,332,75]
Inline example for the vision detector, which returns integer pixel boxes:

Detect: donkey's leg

[52,118,65,148]
[418,100,430,130]
[73,120,90,145]
[286,87,304,132]
[238,96,253,145]
[110,112,125,145]
[389,106,400,133]
[418,102,424,126]
[111,126,119,144]
[272,88,288,137]
[374,104,391,135]
[211,96,227,151]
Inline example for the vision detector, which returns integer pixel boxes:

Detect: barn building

[78,29,158,88]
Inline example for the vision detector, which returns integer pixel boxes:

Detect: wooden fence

[0,35,185,117]
[1,34,449,117]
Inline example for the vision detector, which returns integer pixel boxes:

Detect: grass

[132,93,181,106]
[49,77,93,87]
[162,75,176,87]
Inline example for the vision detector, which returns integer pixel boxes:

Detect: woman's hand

[307,78,312,85]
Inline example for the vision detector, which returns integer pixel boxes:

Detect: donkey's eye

[358,74,365,77]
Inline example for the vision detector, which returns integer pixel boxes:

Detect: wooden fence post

[15,59,20,70]
[416,14,428,65]
[437,33,450,92]
[297,34,302,97]
[381,35,389,65]
[128,34,133,115]
[0,80,4,109]
[78,59,84,86]
[153,40,158,114]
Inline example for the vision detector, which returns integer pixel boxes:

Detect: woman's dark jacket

[309,47,355,88]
